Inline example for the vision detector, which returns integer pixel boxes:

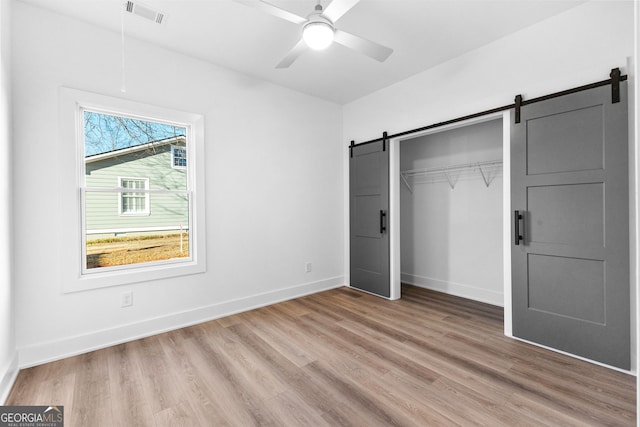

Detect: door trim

[389,111,509,308]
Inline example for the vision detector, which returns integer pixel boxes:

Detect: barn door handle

[380,210,387,234]
[514,210,523,245]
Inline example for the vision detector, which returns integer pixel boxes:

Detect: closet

[399,118,503,306]
[350,70,630,369]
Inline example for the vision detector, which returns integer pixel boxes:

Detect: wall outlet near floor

[305,262,312,273]
[121,290,133,308]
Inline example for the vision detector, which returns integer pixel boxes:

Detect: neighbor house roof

[85,135,185,164]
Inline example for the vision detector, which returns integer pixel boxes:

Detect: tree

[84,111,185,157]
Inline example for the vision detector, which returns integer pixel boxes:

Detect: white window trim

[60,87,206,293]
[171,145,187,169]
[118,176,150,216]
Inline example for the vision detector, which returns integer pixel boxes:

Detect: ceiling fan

[234,0,394,68]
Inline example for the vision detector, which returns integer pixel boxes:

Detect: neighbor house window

[119,177,149,215]
[171,145,187,169]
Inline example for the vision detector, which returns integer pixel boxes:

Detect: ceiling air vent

[125,1,165,25]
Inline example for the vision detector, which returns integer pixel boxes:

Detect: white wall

[344,1,634,141]
[12,2,344,367]
[0,0,16,404]
[400,120,503,306]
[344,0,636,371]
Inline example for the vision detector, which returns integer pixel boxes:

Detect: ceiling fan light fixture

[303,21,334,50]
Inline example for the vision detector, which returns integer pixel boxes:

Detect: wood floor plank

[225,322,377,426]
[5,285,636,426]
[173,331,262,426]
[263,390,328,427]
[345,363,459,426]
[209,324,289,401]
[301,311,441,384]
[189,323,282,426]
[302,360,412,427]
[334,315,555,425]
[155,328,232,427]
[105,342,156,427]
[134,335,185,415]
[235,306,317,367]
[71,350,113,427]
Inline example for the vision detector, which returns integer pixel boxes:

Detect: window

[82,110,190,272]
[60,88,206,292]
[171,145,187,169]
[120,177,149,215]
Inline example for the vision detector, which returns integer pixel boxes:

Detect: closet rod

[349,68,627,148]
[402,159,502,177]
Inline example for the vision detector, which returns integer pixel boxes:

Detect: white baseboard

[402,273,504,307]
[0,353,19,404]
[19,277,344,368]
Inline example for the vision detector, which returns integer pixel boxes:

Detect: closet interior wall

[400,119,503,306]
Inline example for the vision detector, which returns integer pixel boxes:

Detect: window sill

[65,259,206,293]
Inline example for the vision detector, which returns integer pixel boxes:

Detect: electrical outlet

[305,262,312,273]
[121,290,133,308]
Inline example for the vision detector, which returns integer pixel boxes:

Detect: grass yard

[86,233,189,269]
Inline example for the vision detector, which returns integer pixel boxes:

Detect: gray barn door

[350,141,390,298]
[511,82,629,369]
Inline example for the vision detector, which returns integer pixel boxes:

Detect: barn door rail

[349,68,627,147]
[401,159,502,192]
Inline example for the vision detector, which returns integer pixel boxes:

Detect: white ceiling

[18,0,584,104]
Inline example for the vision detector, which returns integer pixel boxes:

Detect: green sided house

[84,135,189,241]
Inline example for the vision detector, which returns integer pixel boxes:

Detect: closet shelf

[401,159,502,192]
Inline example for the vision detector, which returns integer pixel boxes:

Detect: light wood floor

[7,285,636,426]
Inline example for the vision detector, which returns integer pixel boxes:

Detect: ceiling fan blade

[234,0,307,25]
[322,0,360,23]
[333,30,393,62]
[276,38,308,68]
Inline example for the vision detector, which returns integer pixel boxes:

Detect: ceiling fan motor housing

[303,13,335,50]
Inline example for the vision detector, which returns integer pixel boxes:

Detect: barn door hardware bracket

[349,140,354,158]
[514,94,523,124]
[382,131,388,152]
[610,67,621,103]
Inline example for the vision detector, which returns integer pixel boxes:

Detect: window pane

[85,190,190,269]
[83,110,190,271]
[122,179,145,190]
[122,193,146,213]
[84,111,187,191]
